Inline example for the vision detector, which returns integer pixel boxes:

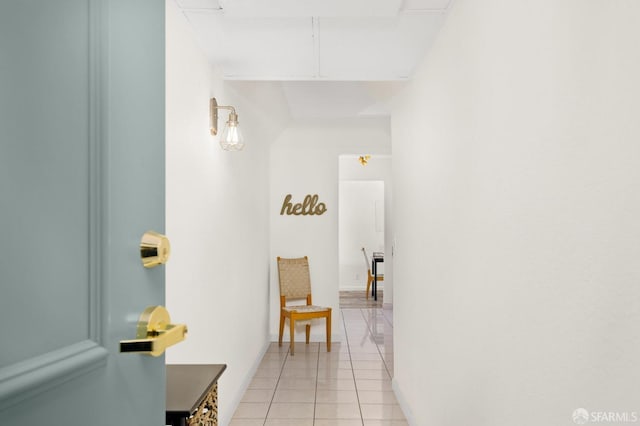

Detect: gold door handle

[120,306,187,357]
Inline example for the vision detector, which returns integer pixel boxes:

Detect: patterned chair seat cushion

[283,305,330,314]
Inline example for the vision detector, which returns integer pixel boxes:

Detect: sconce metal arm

[210,97,237,136]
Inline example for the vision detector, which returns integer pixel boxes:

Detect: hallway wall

[165,2,289,424]
[391,1,640,425]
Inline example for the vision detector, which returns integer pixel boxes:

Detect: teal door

[0,1,167,425]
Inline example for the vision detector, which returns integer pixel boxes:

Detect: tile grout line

[313,340,319,426]
[342,308,366,426]
[263,346,290,425]
[381,305,394,329]
[380,307,395,379]
[359,308,394,382]
[380,306,395,380]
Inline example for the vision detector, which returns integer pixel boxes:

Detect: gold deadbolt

[119,306,187,357]
[140,231,171,268]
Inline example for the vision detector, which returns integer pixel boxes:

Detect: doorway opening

[337,154,392,309]
[339,180,385,306]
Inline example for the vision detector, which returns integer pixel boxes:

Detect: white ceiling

[174,0,452,118]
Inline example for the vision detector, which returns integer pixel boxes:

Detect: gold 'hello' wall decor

[280,194,327,216]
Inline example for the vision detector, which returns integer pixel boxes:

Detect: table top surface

[166,364,227,415]
[372,252,384,261]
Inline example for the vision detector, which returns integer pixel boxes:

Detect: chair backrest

[277,256,312,300]
[361,247,371,272]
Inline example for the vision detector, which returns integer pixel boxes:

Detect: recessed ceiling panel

[280,81,405,118]
[184,12,316,78]
[281,82,374,119]
[402,0,451,10]
[219,0,403,18]
[318,13,445,80]
[177,0,221,9]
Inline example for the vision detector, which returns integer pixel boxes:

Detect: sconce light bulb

[219,114,245,151]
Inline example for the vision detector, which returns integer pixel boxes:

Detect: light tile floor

[230,307,407,426]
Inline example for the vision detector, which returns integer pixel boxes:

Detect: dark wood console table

[166,364,227,426]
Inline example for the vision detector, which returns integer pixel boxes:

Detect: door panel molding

[0,341,108,411]
[88,0,105,346]
[0,0,108,411]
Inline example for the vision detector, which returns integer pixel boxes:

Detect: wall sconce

[358,155,371,166]
[210,97,245,151]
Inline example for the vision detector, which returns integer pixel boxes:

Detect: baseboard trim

[392,377,416,426]
[224,340,270,425]
[340,286,384,292]
[268,331,344,343]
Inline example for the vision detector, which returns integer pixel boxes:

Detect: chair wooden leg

[326,313,332,352]
[305,324,310,344]
[278,313,285,347]
[290,317,295,355]
[366,275,372,299]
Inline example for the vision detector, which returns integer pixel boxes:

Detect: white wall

[165,2,289,424]
[339,180,385,291]
[391,1,640,425]
[270,119,391,342]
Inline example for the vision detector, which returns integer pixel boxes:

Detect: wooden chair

[362,247,384,299]
[277,256,331,355]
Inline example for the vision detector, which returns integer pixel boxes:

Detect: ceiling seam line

[312,16,320,79]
